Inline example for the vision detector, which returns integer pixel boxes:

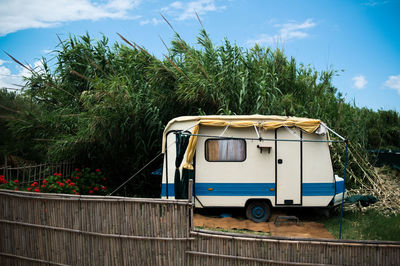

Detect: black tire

[246,201,271,223]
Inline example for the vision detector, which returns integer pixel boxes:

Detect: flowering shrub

[1,168,107,195]
[29,173,79,194]
[70,168,107,195]
[0,175,19,190]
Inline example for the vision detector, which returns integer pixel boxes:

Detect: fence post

[187,179,194,266]
[188,179,194,232]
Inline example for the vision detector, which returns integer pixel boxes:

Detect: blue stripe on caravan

[161,184,175,197]
[335,180,345,194]
[161,182,339,197]
[302,183,335,196]
[195,183,276,196]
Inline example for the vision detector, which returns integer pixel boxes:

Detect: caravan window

[205,139,246,162]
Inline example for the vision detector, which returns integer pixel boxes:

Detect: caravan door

[276,128,302,205]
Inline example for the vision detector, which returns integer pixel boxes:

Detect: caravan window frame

[204,138,247,162]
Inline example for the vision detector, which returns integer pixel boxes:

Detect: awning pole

[324,124,346,141]
[219,125,230,137]
[339,139,349,239]
[253,125,261,140]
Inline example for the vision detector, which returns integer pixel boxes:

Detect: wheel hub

[252,206,265,218]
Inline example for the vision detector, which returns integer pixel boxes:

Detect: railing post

[3,154,7,179]
[339,139,349,239]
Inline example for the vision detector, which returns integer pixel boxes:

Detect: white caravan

[161,115,346,222]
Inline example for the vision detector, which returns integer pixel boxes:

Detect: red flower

[27,187,32,191]
[89,190,94,194]
[69,182,75,187]
[72,190,76,193]
[93,187,99,191]
[41,184,46,188]
[13,179,19,183]
[66,179,71,183]
[42,180,47,184]
[101,186,106,190]
[56,181,60,184]
[96,169,100,172]
[75,168,79,171]
[53,173,58,176]
[77,172,82,176]
[34,188,40,192]
[14,188,19,191]
[75,192,79,195]
[59,183,64,187]
[75,176,79,180]
[57,173,62,176]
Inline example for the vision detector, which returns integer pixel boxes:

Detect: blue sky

[0,0,399,111]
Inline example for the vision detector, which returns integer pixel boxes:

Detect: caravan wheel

[246,201,271,223]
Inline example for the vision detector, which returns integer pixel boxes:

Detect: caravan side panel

[302,131,335,206]
[194,127,276,207]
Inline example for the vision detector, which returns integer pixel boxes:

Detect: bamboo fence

[1,161,73,186]
[1,186,399,265]
[0,189,193,266]
[188,230,400,266]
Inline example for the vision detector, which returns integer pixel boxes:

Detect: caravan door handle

[278,159,283,164]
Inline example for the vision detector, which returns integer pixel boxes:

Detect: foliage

[30,173,79,194]
[320,209,400,241]
[0,169,107,195]
[0,89,44,162]
[70,167,107,195]
[0,175,19,190]
[0,30,399,197]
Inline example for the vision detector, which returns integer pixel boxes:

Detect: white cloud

[161,0,225,21]
[247,19,316,46]
[352,75,368,89]
[0,0,141,36]
[278,19,316,40]
[0,60,43,90]
[140,18,163,26]
[384,74,400,95]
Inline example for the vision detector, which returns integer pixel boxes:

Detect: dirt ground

[193,213,334,239]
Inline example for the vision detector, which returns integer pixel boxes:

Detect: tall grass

[320,209,400,241]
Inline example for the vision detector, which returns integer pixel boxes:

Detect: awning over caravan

[162,115,322,170]
[162,115,325,153]
[196,119,321,132]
